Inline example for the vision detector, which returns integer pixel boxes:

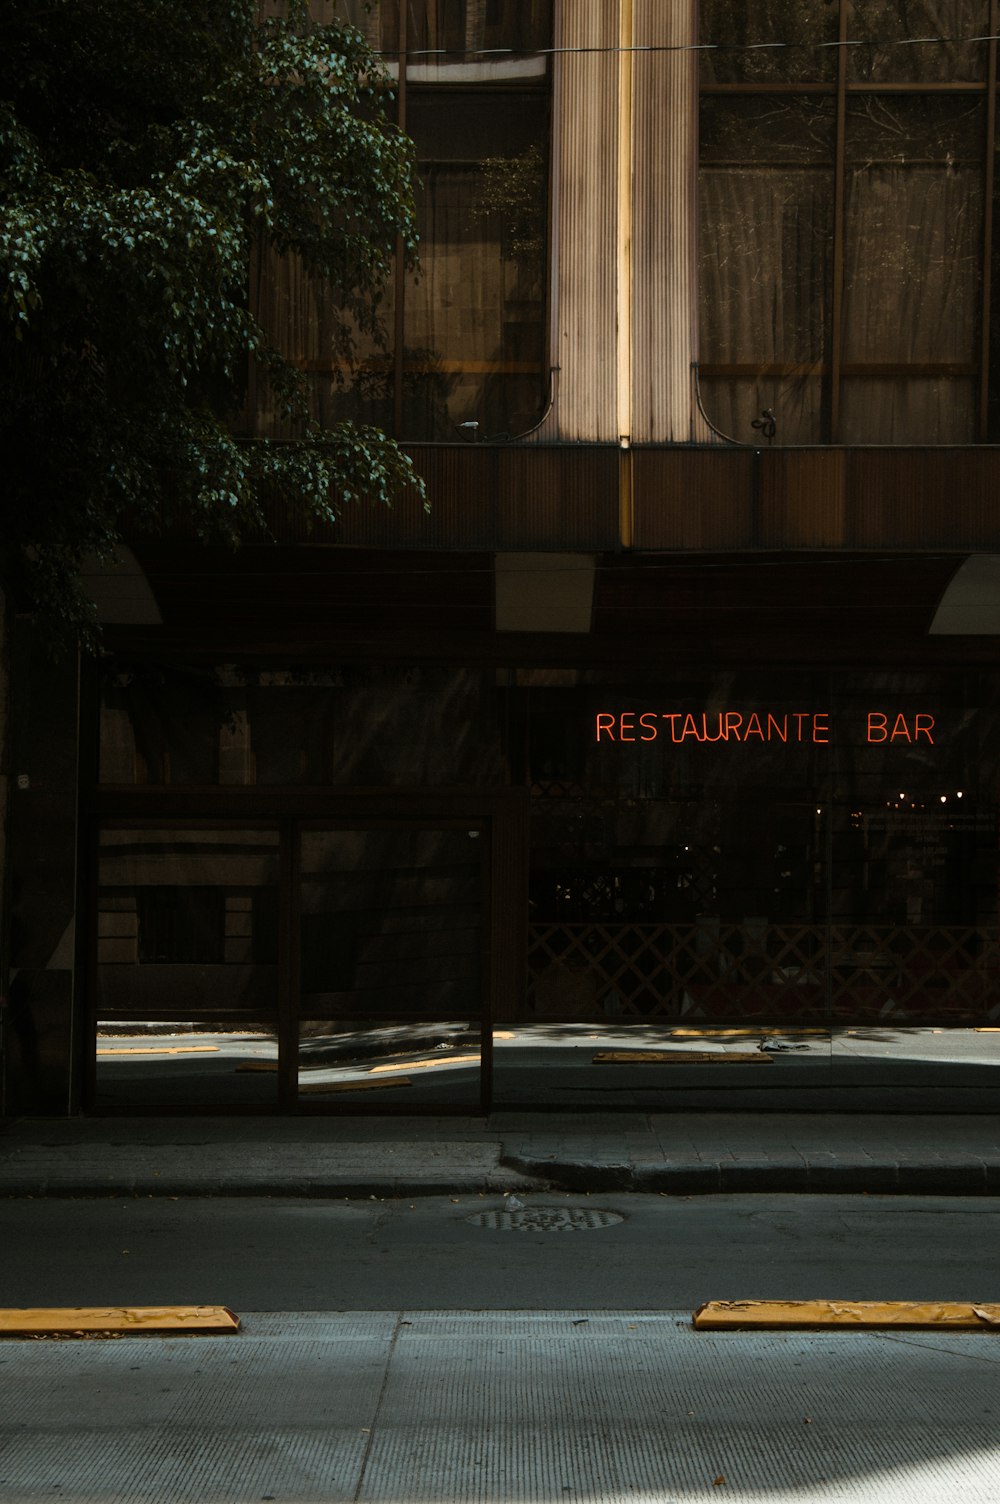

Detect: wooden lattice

[527,922,1000,1025]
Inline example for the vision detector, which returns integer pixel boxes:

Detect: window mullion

[829,0,849,443]
[978,0,998,439]
[392,0,408,440]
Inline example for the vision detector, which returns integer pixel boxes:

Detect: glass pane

[403,90,548,439]
[95,1023,279,1107]
[100,666,239,785]
[846,1,990,83]
[492,1022,829,1107]
[406,0,550,55]
[253,247,395,438]
[699,98,834,445]
[830,1026,1000,1091]
[299,827,483,1017]
[699,0,837,84]
[520,669,1000,1009]
[840,377,977,443]
[404,0,551,81]
[246,667,505,785]
[104,664,507,789]
[97,829,280,1014]
[298,1019,480,1104]
[842,101,984,366]
[697,375,828,446]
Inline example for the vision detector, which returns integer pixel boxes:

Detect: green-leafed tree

[0,0,418,646]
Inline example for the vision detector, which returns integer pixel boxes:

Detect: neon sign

[595,711,935,745]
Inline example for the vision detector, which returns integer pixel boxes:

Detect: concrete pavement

[2,1309,999,1502]
[2,1111,1000,1196]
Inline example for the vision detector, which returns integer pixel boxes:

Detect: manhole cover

[465,1207,624,1232]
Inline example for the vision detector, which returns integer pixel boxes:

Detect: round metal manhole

[465,1207,624,1232]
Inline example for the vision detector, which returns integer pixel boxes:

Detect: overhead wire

[369,34,1000,60]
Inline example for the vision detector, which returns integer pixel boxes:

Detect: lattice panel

[527,922,1000,1024]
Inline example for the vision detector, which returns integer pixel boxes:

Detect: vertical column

[533,0,620,441]
[632,0,711,442]
[829,0,849,443]
[536,0,709,444]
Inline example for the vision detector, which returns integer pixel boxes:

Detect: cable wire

[371,34,1000,61]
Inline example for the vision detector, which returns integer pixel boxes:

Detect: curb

[498,1154,1000,1196]
[2,1158,999,1199]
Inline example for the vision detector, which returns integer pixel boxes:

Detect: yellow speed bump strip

[97,1046,220,1056]
[594,1051,771,1065]
[0,1306,240,1336]
[369,1054,480,1074]
[693,1300,1000,1330]
[671,1027,827,1039]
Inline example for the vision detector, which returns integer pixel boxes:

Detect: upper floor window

[698,0,999,444]
[255,1,552,442]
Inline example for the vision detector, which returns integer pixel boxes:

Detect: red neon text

[595,710,935,746]
[595,711,831,744]
[867,712,934,744]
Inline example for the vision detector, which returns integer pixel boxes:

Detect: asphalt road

[2,1192,998,1310]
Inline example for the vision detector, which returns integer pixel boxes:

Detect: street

[1,1193,998,1309]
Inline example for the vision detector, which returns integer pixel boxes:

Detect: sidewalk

[2,1111,1000,1196]
[5,1309,1000,1503]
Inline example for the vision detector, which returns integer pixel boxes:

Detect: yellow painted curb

[594,1050,771,1065]
[672,1027,827,1039]
[0,1306,240,1336]
[235,1059,279,1072]
[97,1046,220,1056]
[369,1054,480,1074]
[693,1300,1000,1330]
[298,1076,413,1094]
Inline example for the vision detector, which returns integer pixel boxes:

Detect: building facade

[6,0,1000,1115]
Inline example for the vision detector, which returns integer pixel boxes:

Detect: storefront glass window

[95,827,281,1107]
[99,665,507,787]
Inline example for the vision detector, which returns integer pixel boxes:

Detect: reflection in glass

[698,0,837,84]
[840,98,983,443]
[404,90,549,439]
[491,1022,831,1106]
[830,1025,1000,1089]
[95,1024,278,1107]
[521,671,1000,1035]
[698,97,834,443]
[842,100,983,365]
[326,1,552,60]
[846,1,989,84]
[297,1019,480,1104]
[97,829,280,1014]
[299,827,483,1017]
[697,9,993,446]
[254,3,552,443]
